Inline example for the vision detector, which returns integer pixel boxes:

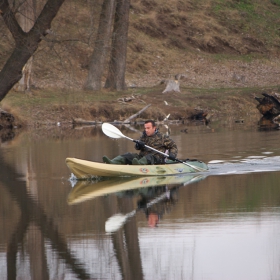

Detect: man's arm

[164,136,178,158]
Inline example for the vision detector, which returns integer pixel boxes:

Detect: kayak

[65,157,208,179]
[68,174,206,205]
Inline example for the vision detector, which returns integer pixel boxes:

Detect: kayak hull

[68,174,206,205]
[65,157,208,179]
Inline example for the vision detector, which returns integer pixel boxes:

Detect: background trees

[84,0,131,91]
[0,0,131,101]
[13,0,37,92]
[104,0,130,90]
[1,0,280,103]
[84,0,116,91]
[0,0,65,101]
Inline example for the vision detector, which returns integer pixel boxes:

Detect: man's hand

[168,153,176,161]
[135,140,145,150]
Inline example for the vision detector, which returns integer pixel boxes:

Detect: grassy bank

[2,85,279,127]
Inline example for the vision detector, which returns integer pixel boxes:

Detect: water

[1,121,280,279]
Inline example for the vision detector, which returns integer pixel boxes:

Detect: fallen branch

[72,119,200,128]
[123,104,151,123]
[72,118,102,125]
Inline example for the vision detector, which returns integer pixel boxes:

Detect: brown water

[1,122,280,280]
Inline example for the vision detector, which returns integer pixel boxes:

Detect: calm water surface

[1,121,280,280]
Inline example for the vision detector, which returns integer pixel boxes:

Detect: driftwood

[255,92,280,130]
[187,109,210,124]
[123,104,151,123]
[73,103,209,127]
[72,104,151,126]
[72,118,102,125]
[117,94,145,104]
[255,92,280,119]
[117,95,135,103]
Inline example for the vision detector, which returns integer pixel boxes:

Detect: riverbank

[1,83,279,128]
[1,0,280,130]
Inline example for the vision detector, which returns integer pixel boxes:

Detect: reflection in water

[137,185,179,228]
[68,174,205,205]
[0,153,91,279]
[1,124,280,279]
[0,129,15,143]
[258,116,280,131]
[103,176,203,233]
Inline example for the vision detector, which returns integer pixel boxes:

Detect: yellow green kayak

[65,157,208,179]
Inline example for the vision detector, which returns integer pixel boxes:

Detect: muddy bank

[2,84,278,129]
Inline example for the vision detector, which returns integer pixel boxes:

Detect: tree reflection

[0,154,91,280]
[104,184,183,280]
[1,147,205,280]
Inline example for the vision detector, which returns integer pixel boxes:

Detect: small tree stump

[162,80,180,94]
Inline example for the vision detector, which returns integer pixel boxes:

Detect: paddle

[101,122,207,172]
[105,174,205,233]
[105,188,171,233]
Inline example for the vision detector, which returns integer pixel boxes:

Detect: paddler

[103,120,178,165]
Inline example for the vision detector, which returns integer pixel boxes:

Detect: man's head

[148,212,159,227]
[144,120,156,136]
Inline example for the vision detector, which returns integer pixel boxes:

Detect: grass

[210,0,280,42]
[3,84,279,127]
[1,88,126,123]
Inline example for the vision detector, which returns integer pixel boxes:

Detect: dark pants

[121,153,162,165]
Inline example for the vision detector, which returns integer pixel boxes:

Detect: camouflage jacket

[136,130,178,161]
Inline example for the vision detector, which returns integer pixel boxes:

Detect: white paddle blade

[105,214,127,233]
[102,123,124,139]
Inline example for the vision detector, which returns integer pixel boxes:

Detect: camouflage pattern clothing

[118,129,177,165]
[137,129,178,161]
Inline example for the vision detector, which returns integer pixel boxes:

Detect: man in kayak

[103,120,178,165]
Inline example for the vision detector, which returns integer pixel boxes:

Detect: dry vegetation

[0,0,280,125]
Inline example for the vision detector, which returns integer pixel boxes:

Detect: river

[0,121,280,280]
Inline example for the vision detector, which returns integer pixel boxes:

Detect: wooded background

[1,0,280,102]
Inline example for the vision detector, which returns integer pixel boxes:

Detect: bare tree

[0,0,65,102]
[13,0,37,92]
[84,0,116,91]
[104,0,130,90]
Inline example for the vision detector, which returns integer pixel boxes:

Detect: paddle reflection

[85,174,206,280]
[68,174,206,206]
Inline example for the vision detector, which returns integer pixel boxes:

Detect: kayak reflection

[67,174,206,205]
[105,182,183,233]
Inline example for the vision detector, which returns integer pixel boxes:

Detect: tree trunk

[104,0,130,90]
[84,0,116,91]
[13,0,37,92]
[0,0,65,102]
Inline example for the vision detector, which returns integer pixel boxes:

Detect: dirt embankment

[0,0,280,128]
[2,84,278,130]
[1,0,280,90]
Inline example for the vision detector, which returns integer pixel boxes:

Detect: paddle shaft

[131,137,205,172]
[102,123,206,172]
